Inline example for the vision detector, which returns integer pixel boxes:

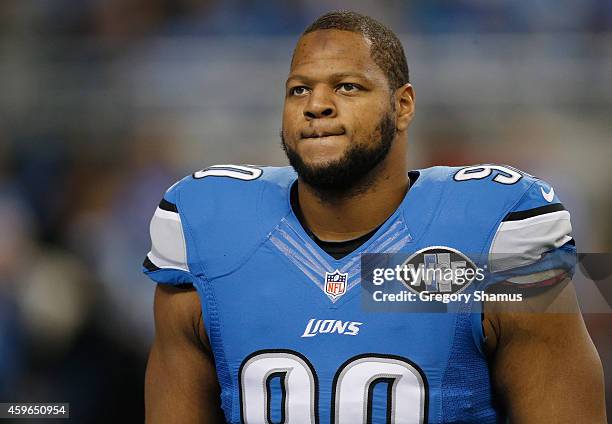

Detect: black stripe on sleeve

[158,198,178,213]
[503,203,565,222]
[143,256,161,272]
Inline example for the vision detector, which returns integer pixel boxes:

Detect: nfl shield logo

[325,270,348,300]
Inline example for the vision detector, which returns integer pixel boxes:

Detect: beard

[281,112,396,201]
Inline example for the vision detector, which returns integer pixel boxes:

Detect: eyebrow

[286,72,370,85]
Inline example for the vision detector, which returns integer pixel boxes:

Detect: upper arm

[145,284,225,424]
[486,280,607,423]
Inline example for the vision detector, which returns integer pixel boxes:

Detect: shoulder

[429,165,575,285]
[165,164,294,209]
[414,164,574,268]
[414,164,565,223]
[164,165,295,224]
[148,165,296,280]
[416,164,542,201]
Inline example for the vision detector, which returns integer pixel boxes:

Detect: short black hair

[301,10,410,90]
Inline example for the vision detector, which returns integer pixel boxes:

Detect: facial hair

[281,111,396,201]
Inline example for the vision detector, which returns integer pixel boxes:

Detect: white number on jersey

[193,164,262,181]
[239,350,427,424]
[454,165,522,185]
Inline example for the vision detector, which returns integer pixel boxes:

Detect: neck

[296,139,409,242]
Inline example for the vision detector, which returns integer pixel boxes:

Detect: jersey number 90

[454,165,523,185]
[239,350,428,424]
[193,164,262,181]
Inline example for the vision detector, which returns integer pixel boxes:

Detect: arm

[484,279,607,423]
[145,284,226,424]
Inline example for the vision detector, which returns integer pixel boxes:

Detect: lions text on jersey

[143,164,576,423]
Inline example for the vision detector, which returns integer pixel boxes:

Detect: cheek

[348,114,383,143]
[355,105,390,137]
[341,99,388,137]
[282,105,301,137]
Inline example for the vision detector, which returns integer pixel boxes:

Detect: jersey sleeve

[142,180,198,286]
[487,178,577,287]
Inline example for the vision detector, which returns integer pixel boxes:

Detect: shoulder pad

[170,165,295,279]
[418,164,576,285]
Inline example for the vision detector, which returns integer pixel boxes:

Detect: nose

[303,86,336,120]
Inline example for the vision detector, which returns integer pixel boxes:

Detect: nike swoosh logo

[541,186,555,202]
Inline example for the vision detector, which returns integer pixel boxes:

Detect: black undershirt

[290,183,382,260]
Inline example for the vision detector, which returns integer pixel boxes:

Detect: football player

[143,11,606,423]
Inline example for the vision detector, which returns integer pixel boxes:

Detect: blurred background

[0,0,610,422]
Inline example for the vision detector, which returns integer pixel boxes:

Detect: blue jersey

[143,164,575,423]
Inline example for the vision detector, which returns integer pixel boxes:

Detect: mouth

[301,129,346,140]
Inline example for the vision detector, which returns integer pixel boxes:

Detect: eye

[289,86,310,96]
[337,83,361,93]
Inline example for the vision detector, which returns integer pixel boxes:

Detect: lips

[301,128,345,139]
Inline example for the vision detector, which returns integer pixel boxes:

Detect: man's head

[281,11,415,199]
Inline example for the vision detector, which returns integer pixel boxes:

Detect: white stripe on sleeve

[489,210,572,273]
[147,207,189,272]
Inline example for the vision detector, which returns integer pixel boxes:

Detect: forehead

[290,30,383,80]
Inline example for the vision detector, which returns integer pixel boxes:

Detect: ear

[394,84,415,132]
